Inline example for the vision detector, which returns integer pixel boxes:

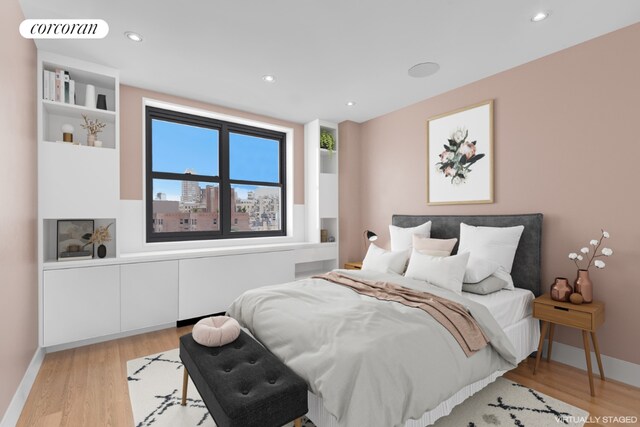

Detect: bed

[228,213,543,427]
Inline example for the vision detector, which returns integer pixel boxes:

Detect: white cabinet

[178,251,295,320]
[43,265,120,346]
[121,261,178,332]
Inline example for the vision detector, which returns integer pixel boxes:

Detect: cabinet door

[43,265,120,347]
[121,261,178,331]
[179,251,294,320]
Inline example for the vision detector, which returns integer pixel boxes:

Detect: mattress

[462,287,534,329]
[307,315,540,427]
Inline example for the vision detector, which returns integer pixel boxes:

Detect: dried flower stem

[80,114,106,136]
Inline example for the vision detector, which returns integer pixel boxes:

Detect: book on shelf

[69,79,75,105]
[64,71,70,104]
[43,70,50,101]
[48,71,56,101]
[54,68,63,102]
[48,68,76,105]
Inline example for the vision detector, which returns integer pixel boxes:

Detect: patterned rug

[127,349,587,427]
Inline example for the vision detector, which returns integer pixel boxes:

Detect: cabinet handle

[553,306,569,311]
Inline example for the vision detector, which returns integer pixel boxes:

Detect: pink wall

[0,0,38,417]
[338,121,363,268]
[342,23,640,364]
[120,85,305,204]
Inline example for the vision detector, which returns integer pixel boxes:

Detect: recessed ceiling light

[346,101,356,107]
[262,75,276,83]
[531,11,550,22]
[408,62,440,78]
[125,31,143,42]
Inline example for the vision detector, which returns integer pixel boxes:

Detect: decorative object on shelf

[88,223,113,258]
[320,129,335,153]
[550,277,572,302]
[569,292,584,305]
[57,219,94,261]
[328,236,335,243]
[61,124,74,143]
[84,84,96,108]
[427,100,493,205]
[568,229,613,304]
[80,114,106,147]
[94,140,103,148]
[96,94,107,110]
[320,229,328,243]
[363,229,378,250]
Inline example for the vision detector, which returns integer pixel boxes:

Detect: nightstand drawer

[534,303,592,330]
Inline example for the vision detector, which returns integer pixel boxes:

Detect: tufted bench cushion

[180,330,308,427]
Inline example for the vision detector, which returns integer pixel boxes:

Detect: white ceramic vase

[85,84,96,108]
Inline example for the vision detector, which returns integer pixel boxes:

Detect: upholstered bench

[180,331,308,427]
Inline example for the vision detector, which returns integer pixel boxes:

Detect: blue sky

[152,119,279,200]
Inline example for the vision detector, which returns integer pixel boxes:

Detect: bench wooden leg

[181,367,189,406]
[294,418,302,427]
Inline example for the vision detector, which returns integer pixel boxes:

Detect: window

[146,106,286,242]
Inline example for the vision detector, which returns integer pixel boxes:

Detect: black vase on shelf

[96,94,107,110]
[97,244,107,258]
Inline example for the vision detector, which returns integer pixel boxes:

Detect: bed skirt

[306,315,540,427]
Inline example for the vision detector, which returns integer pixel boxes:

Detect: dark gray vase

[97,244,107,258]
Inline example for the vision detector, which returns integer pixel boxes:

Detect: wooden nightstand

[533,294,605,396]
[344,261,362,270]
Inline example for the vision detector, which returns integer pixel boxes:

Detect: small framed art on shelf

[56,219,94,261]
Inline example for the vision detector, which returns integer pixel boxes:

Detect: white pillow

[361,243,409,275]
[404,250,470,294]
[389,221,432,252]
[458,223,524,273]
[464,256,500,284]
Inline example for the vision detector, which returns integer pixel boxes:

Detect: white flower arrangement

[568,229,613,270]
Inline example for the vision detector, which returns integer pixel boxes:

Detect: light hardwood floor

[17,326,640,426]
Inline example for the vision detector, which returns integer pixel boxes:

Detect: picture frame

[426,100,494,205]
[57,219,94,261]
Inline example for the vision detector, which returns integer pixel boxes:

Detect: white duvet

[227,270,517,427]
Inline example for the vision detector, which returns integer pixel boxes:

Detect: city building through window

[146,106,286,242]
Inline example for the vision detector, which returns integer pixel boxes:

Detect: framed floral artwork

[426,100,493,205]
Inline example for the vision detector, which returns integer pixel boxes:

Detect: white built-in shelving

[302,120,339,276]
[37,51,121,347]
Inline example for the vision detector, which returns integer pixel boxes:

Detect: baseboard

[0,347,45,427]
[545,341,640,388]
[45,323,175,353]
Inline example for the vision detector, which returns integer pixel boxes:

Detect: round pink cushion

[192,316,241,347]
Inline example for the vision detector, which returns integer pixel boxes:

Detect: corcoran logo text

[19,19,109,39]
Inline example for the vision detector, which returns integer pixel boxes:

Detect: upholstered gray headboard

[392,213,543,296]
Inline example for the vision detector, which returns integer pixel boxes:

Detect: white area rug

[128,349,587,427]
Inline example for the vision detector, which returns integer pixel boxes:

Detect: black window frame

[145,106,287,243]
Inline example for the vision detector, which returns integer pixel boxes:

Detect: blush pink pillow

[412,235,458,257]
[192,316,241,347]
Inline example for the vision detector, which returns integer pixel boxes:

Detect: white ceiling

[20,0,640,124]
